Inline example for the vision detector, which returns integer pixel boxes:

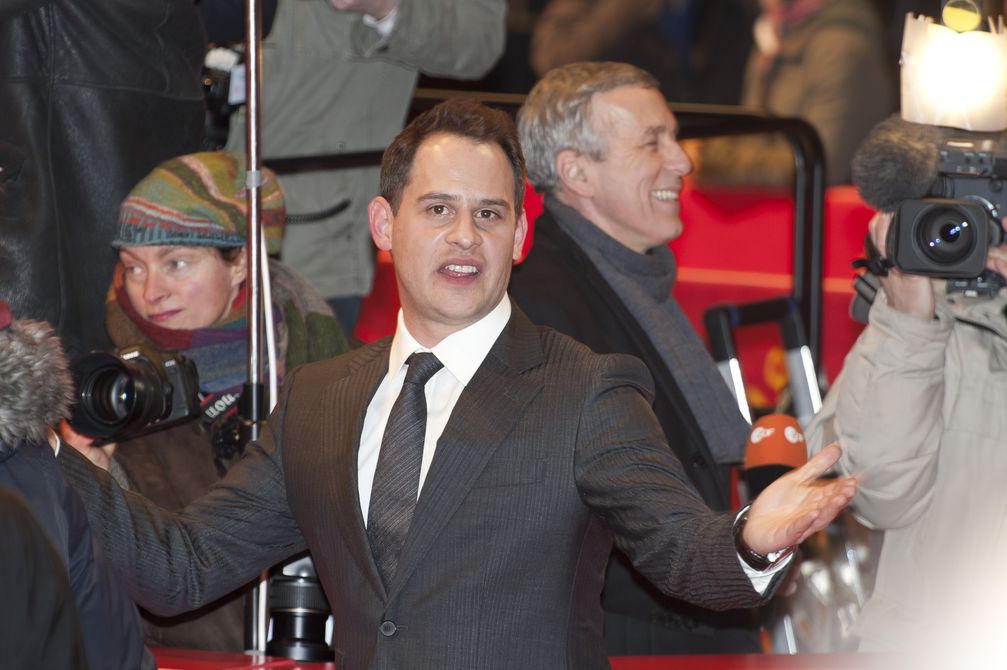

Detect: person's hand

[870,211,936,319]
[59,420,117,472]
[986,242,1007,278]
[328,0,397,20]
[742,443,858,556]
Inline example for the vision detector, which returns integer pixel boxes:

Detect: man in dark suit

[59,98,856,670]
[509,62,763,653]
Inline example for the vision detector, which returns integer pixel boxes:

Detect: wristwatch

[733,505,796,571]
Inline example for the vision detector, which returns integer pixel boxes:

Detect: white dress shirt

[357,295,511,524]
[355,294,788,588]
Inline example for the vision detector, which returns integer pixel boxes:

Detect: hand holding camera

[868,211,937,320]
[59,420,117,472]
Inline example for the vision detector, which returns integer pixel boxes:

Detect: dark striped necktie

[367,352,444,587]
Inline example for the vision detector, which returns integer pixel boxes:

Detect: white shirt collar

[388,295,512,386]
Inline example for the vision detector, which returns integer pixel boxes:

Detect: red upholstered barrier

[354,181,876,407]
[152,647,880,669]
[669,182,874,406]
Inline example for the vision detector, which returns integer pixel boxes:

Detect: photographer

[805,210,1007,652]
[64,151,349,651]
[0,299,152,669]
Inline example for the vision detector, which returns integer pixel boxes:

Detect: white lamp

[901,11,1007,132]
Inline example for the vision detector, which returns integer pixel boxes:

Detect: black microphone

[851,114,943,212]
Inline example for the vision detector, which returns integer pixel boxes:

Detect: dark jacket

[0,0,206,355]
[510,210,761,653]
[61,308,770,670]
[0,486,87,670]
[0,438,153,670]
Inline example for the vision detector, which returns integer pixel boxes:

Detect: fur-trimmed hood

[0,317,73,455]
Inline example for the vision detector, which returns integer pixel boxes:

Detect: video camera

[69,346,200,444]
[889,128,1007,286]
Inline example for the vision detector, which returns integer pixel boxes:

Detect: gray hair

[0,318,73,446]
[518,62,660,194]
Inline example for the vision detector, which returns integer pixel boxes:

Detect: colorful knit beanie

[115,151,285,254]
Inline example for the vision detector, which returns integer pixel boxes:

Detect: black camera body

[70,346,200,443]
[890,130,1007,279]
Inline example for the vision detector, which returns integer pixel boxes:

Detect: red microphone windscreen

[744,414,807,471]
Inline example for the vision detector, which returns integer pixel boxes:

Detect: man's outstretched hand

[742,443,858,556]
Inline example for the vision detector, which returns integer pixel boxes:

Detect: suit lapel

[385,309,545,599]
[322,341,390,597]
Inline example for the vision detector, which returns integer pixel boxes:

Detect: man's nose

[446,214,483,249]
[663,138,693,176]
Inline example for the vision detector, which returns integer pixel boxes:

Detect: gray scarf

[546,196,748,464]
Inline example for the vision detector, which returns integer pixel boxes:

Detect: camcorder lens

[917,207,976,263]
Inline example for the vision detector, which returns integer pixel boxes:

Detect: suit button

[379,620,397,637]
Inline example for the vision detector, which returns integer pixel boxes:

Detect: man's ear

[369,196,394,251]
[512,210,528,261]
[556,149,594,198]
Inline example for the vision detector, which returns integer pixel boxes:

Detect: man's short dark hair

[380,98,527,214]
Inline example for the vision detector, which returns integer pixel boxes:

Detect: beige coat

[228,0,506,300]
[807,284,1007,653]
[698,0,893,186]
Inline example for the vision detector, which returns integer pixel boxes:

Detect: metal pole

[242,0,269,653]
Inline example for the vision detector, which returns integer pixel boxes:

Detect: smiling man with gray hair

[511,61,761,655]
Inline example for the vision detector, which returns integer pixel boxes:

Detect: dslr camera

[890,129,1007,283]
[70,346,200,443]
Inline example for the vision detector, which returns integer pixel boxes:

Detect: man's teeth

[445,264,478,274]
[652,189,679,201]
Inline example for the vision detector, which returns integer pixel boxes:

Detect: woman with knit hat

[64,151,349,652]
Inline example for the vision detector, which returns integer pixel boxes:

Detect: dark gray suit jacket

[60,308,767,670]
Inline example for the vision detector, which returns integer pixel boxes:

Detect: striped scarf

[105,264,287,399]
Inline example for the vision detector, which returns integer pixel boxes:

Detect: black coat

[510,209,761,654]
[0,439,153,669]
[0,486,87,670]
[0,0,206,354]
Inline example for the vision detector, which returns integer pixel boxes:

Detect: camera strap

[201,391,240,428]
[200,391,244,477]
[851,233,894,278]
[848,233,891,324]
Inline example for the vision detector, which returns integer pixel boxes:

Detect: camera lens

[917,206,977,263]
[70,351,171,439]
[266,555,334,662]
[88,370,134,421]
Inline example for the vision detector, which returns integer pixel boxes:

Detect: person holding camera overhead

[805,209,1007,653]
[64,151,349,652]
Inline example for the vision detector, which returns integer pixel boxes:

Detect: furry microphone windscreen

[852,115,943,212]
[0,316,74,445]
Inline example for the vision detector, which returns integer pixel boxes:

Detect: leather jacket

[0,0,206,354]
